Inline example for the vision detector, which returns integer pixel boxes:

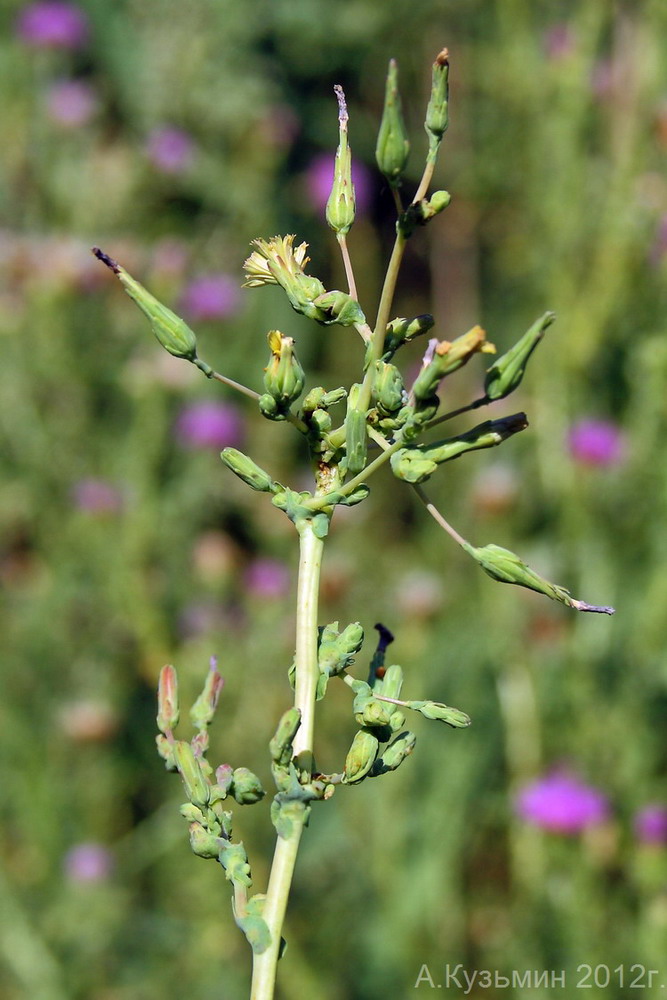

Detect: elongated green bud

[374,731,416,773]
[376,59,410,187]
[463,542,615,615]
[326,85,356,235]
[425,48,449,145]
[270,708,301,767]
[91,248,205,367]
[406,700,471,728]
[343,729,380,784]
[190,657,224,730]
[345,383,367,476]
[231,768,265,805]
[391,413,528,483]
[372,361,406,415]
[220,448,277,493]
[157,664,179,734]
[263,329,305,409]
[173,740,210,808]
[484,311,555,401]
[412,326,496,400]
[376,662,404,700]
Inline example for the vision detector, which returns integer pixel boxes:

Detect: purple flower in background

[516,771,610,834]
[649,213,667,267]
[634,805,667,845]
[16,2,89,49]
[245,558,290,599]
[64,843,113,883]
[304,153,372,215]
[176,400,244,450]
[147,127,194,174]
[72,478,124,514]
[46,79,97,127]
[543,24,576,61]
[568,419,624,467]
[180,275,241,322]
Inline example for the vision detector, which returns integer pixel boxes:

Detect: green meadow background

[3,1,667,997]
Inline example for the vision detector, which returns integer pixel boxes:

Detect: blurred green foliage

[3,0,667,997]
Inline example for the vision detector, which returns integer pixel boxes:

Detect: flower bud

[312,289,366,327]
[220,448,277,493]
[355,698,394,728]
[269,708,302,767]
[375,731,416,772]
[179,803,204,822]
[157,664,179,734]
[188,821,222,859]
[92,248,201,364]
[376,59,410,187]
[190,659,224,729]
[372,361,406,415]
[263,329,305,409]
[343,729,380,784]
[463,541,615,615]
[412,325,495,401]
[391,413,528,483]
[326,85,356,236]
[219,841,252,887]
[173,740,210,808]
[376,662,404,701]
[155,733,176,769]
[409,700,471,728]
[383,314,434,357]
[231,767,266,805]
[484,311,555,401]
[345,384,368,476]
[424,48,449,145]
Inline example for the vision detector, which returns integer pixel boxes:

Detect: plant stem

[250,519,324,1000]
[337,234,358,302]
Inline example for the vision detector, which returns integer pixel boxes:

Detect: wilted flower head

[634,804,667,845]
[64,842,113,883]
[180,274,241,322]
[304,152,372,215]
[147,127,195,174]
[245,558,290,599]
[175,400,244,450]
[568,419,624,467]
[16,2,89,49]
[72,478,124,514]
[515,771,610,834]
[46,79,97,127]
[243,235,312,289]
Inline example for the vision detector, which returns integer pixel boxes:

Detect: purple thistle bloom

[72,478,124,514]
[146,127,195,174]
[543,24,576,61]
[244,558,290,599]
[634,805,667,845]
[175,400,244,450]
[304,152,372,215]
[568,419,624,467]
[180,275,241,322]
[515,771,610,834]
[16,2,89,49]
[46,79,97,127]
[63,843,113,883]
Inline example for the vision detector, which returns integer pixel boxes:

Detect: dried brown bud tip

[91,247,120,274]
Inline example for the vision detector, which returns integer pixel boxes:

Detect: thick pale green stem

[250,520,324,1000]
